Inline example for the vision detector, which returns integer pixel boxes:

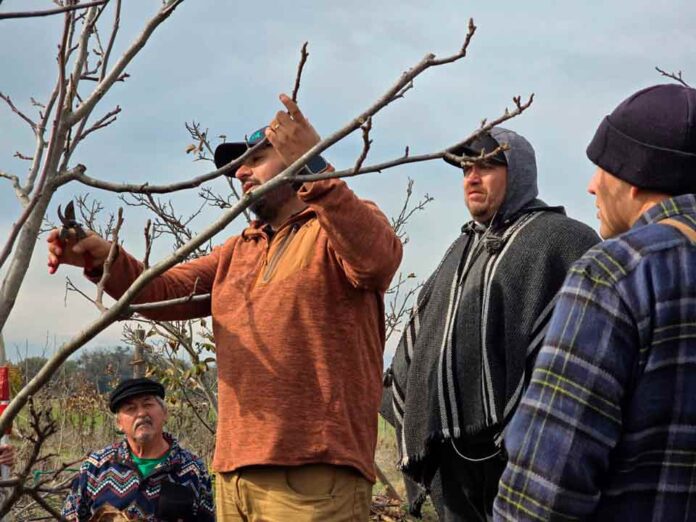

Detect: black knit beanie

[586,83,696,195]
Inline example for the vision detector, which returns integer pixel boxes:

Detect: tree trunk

[0,190,54,334]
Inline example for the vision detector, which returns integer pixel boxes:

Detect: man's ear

[114,413,124,433]
[629,185,641,200]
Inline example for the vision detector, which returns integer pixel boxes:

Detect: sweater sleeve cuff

[83,245,120,282]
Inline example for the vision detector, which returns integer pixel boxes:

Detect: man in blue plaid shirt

[495,83,696,521]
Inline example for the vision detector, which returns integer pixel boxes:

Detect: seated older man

[62,378,214,521]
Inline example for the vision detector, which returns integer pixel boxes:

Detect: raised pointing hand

[265,93,321,168]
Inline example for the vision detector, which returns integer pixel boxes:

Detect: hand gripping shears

[57,200,94,270]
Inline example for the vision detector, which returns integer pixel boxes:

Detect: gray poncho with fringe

[380,128,599,515]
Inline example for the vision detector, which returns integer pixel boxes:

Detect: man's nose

[235,164,252,181]
[587,176,597,195]
[464,168,482,184]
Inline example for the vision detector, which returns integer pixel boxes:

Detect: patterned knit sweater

[61,433,214,521]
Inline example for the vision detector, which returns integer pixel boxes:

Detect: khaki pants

[214,464,372,521]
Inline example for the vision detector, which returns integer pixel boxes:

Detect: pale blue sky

[1,0,694,359]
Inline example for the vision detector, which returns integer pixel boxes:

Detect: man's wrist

[302,154,329,176]
[84,265,104,279]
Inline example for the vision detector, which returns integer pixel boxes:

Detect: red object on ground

[0,367,8,401]
[0,366,10,434]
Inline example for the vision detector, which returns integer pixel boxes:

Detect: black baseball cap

[214,127,270,169]
[109,378,165,413]
[444,132,507,168]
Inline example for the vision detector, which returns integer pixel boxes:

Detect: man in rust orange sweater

[47,94,403,521]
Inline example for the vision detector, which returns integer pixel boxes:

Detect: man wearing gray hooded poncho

[381,127,599,520]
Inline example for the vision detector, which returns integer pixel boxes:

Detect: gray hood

[490,127,539,222]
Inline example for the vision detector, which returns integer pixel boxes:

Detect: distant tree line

[15,346,143,395]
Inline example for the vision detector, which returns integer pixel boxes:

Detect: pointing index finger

[279,93,306,124]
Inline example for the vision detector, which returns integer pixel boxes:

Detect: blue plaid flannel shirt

[494,194,696,521]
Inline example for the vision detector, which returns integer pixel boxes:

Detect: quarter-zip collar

[241,205,316,242]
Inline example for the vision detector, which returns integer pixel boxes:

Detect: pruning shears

[57,200,94,270]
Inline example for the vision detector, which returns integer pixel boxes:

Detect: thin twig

[95,207,124,311]
[291,42,309,102]
[178,384,214,435]
[0,93,37,130]
[655,66,691,88]
[352,118,372,174]
[65,276,99,308]
[14,151,33,161]
[143,219,153,269]
[60,4,102,171]
[73,105,121,144]
[25,490,62,520]
[24,79,61,195]
[0,0,108,20]
[390,178,433,242]
[100,0,122,81]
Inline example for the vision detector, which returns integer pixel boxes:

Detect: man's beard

[250,184,296,223]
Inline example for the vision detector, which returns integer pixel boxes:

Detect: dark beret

[109,378,165,413]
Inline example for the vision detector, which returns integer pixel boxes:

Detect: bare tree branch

[95,207,124,311]
[121,193,208,258]
[352,118,372,174]
[655,66,691,88]
[0,0,108,20]
[65,5,100,110]
[143,219,153,269]
[199,187,235,209]
[72,104,121,145]
[65,138,269,193]
[385,272,422,341]
[67,0,183,126]
[0,164,82,273]
[25,489,62,520]
[99,0,121,82]
[70,34,308,197]
[73,193,113,236]
[126,295,210,315]
[24,80,61,196]
[65,276,98,308]
[0,398,58,517]
[295,93,534,183]
[0,10,75,274]
[60,5,104,171]
[13,151,33,161]
[391,178,433,243]
[178,384,214,435]
[0,170,29,205]
[0,92,37,131]
[291,41,309,102]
